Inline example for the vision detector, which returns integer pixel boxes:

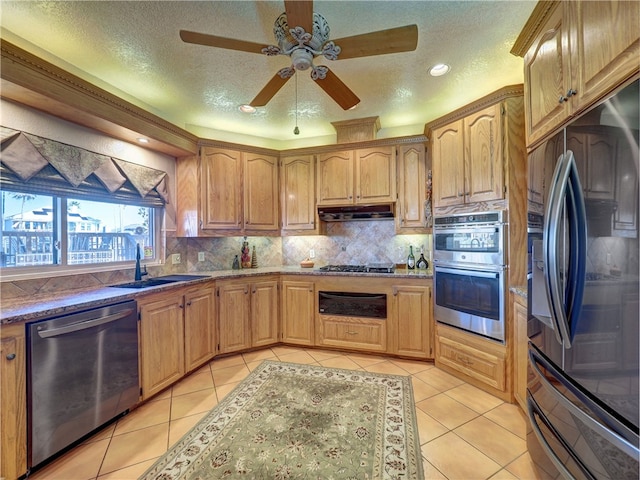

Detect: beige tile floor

[29,346,548,480]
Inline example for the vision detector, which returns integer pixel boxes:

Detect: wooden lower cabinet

[218,276,279,353]
[250,279,279,348]
[435,323,509,401]
[139,282,216,400]
[1,323,27,480]
[139,292,186,400]
[391,283,432,358]
[281,277,315,345]
[317,314,387,352]
[184,285,217,372]
[512,294,528,411]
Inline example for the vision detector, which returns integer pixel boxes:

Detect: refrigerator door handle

[530,346,640,459]
[543,153,571,345]
[526,394,594,480]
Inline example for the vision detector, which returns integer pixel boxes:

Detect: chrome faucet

[134,244,148,281]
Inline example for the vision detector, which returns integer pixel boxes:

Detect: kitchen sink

[110,274,210,289]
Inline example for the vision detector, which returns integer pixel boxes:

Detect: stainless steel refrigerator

[527,78,639,479]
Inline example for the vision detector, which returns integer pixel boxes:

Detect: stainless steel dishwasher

[27,300,139,469]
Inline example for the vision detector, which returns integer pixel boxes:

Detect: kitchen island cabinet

[217,276,279,354]
[280,277,315,346]
[512,0,640,148]
[0,323,26,480]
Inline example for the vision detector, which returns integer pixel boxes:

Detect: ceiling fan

[179,0,418,110]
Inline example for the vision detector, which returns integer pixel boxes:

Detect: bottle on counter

[407,245,415,270]
[416,248,428,269]
[232,255,240,269]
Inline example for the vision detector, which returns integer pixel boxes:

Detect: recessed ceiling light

[137,137,149,143]
[239,104,256,113]
[429,64,450,77]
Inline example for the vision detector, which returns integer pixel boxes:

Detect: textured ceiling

[0,1,536,149]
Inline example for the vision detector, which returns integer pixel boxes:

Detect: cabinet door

[355,146,396,204]
[244,153,279,231]
[392,284,432,359]
[431,120,465,207]
[523,3,571,146]
[513,298,528,411]
[218,282,251,354]
[139,295,185,399]
[396,143,426,231]
[569,1,640,113]
[613,139,638,235]
[1,325,27,480]
[465,104,504,204]
[184,285,216,373]
[281,155,317,232]
[317,150,354,205]
[567,132,616,199]
[251,279,279,347]
[200,147,243,231]
[281,280,315,345]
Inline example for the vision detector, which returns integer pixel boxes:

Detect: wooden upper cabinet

[280,154,317,232]
[317,150,355,205]
[396,142,427,231]
[355,146,396,204]
[432,120,465,207]
[517,0,639,147]
[432,105,503,208]
[317,146,395,205]
[522,3,570,147]
[200,147,243,231]
[569,1,640,113]
[244,152,279,231]
[567,131,616,199]
[196,146,279,235]
[464,104,504,204]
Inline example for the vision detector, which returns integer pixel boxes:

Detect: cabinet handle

[252,288,256,294]
[559,89,577,103]
[392,287,398,296]
[186,301,192,306]
[6,353,16,361]
[179,304,184,309]
[244,288,249,294]
[346,331,358,335]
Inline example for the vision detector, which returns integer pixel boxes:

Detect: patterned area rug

[139,360,423,479]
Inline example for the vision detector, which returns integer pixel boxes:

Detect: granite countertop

[510,285,527,299]
[1,266,432,325]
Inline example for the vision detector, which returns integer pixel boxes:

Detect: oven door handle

[435,227,500,235]
[434,266,499,279]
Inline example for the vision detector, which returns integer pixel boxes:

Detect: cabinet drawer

[317,315,387,352]
[436,334,505,390]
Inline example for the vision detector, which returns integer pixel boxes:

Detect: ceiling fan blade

[331,24,418,60]
[250,72,292,107]
[284,0,314,34]
[180,30,268,54]
[313,67,360,110]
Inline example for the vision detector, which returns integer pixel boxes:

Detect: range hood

[318,204,395,222]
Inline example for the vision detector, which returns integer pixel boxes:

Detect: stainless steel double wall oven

[433,211,508,342]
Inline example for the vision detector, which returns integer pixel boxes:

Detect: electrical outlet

[172,253,181,265]
[309,249,315,259]
[198,251,205,262]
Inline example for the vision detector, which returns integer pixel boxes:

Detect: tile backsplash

[2,221,431,298]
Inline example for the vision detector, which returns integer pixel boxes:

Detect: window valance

[0,127,173,213]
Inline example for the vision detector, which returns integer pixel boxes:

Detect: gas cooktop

[319,264,395,273]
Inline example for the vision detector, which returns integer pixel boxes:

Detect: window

[1,190,157,269]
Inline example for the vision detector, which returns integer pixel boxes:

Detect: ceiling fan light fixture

[429,63,450,77]
[239,104,257,113]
